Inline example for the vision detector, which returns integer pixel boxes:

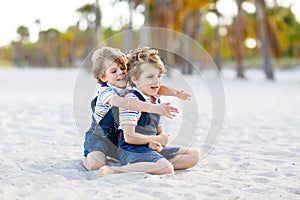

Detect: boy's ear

[131,76,138,85]
[99,74,107,83]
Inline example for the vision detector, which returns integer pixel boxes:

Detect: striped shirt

[119,90,164,128]
[93,84,125,124]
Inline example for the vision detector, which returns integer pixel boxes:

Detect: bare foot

[99,165,118,176]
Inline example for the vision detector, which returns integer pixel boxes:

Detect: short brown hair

[127,47,166,87]
[91,46,128,83]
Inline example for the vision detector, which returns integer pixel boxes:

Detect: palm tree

[234,0,246,78]
[13,25,30,66]
[209,6,223,71]
[43,28,61,66]
[255,0,274,80]
[17,26,30,43]
[125,0,134,51]
[34,19,45,67]
[94,0,102,42]
[142,0,209,73]
[35,19,41,33]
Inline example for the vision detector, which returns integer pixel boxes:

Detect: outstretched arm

[109,95,178,119]
[158,85,191,100]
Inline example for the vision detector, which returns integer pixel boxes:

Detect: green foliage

[17,25,30,43]
[76,4,94,13]
[224,57,300,69]
[1,0,300,69]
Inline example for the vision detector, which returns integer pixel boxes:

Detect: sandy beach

[0,67,299,199]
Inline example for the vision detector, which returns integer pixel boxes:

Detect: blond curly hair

[126,47,166,87]
[91,46,128,83]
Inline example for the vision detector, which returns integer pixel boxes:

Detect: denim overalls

[83,83,120,159]
[118,90,179,165]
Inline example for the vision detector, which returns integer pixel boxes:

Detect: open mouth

[151,86,159,90]
[117,77,127,81]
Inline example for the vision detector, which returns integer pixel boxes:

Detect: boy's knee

[86,162,105,171]
[164,164,174,174]
[84,157,105,171]
[85,151,106,171]
[191,149,200,165]
[157,159,174,174]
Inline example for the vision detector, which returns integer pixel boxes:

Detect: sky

[0,0,299,47]
[0,0,95,46]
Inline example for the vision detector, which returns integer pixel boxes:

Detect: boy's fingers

[166,105,179,113]
[169,113,176,118]
[172,108,179,113]
[160,102,179,117]
[166,113,177,119]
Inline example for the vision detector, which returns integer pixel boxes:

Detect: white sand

[0,67,299,199]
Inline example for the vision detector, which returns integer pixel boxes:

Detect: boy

[99,47,200,176]
[83,46,190,171]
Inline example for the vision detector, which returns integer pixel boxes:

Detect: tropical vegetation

[0,0,299,80]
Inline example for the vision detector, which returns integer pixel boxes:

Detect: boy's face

[132,64,163,96]
[100,61,128,89]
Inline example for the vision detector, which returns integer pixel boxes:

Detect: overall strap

[91,82,118,112]
[131,90,146,102]
[91,97,97,112]
[131,89,160,104]
[101,82,108,87]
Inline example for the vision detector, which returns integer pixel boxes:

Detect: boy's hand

[176,90,191,100]
[157,133,170,147]
[152,103,179,119]
[149,141,163,152]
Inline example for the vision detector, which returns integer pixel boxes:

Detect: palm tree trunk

[125,0,134,51]
[94,0,101,43]
[236,0,245,78]
[256,0,274,80]
[140,2,151,46]
[215,12,222,71]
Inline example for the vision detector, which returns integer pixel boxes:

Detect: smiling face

[99,61,128,89]
[131,63,163,96]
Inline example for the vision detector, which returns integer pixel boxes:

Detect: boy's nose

[118,68,125,74]
[154,77,161,83]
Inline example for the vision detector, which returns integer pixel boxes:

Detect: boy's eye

[110,70,117,73]
[120,65,127,71]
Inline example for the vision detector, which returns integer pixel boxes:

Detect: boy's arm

[157,125,164,135]
[158,85,191,100]
[157,125,170,147]
[110,95,178,119]
[148,125,165,151]
[123,124,169,146]
[149,141,163,152]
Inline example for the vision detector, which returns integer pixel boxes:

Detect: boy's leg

[83,151,106,171]
[83,124,113,171]
[99,158,174,176]
[99,149,175,176]
[168,148,200,170]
